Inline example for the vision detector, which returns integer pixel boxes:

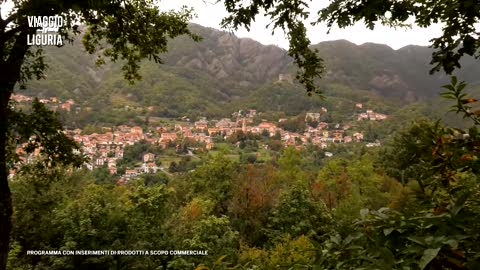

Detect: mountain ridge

[17,23,480,125]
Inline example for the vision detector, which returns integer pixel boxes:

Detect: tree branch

[1,30,32,85]
[3,13,18,28]
[0,23,32,45]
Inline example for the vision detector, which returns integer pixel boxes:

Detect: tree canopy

[1,0,480,269]
[0,1,199,268]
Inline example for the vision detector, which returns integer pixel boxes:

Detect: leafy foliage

[221,0,324,95]
[318,0,480,75]
[8,99,85,170]
[0,1,201,268]
[310,78,480,270]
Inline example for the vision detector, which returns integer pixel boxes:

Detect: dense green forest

[7,77,480,269]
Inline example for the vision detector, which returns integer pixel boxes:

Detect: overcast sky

[159,0,445,50]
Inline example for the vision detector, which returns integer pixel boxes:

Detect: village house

[247,109,257,118]
[332,131,344,143]
[59,102,71,111]
[95,158,106,166]
[311,136,321,144]
[142,162,158,174]
[207,127,220,135]
[108,158,117,167]
[59,99,75,111]
[366,142,381,147]
[160,132,177,141]
[206,142,214,150]
[130,126,143,135]
[11,94,32,102]
[174,124,184,131]
[332,136,343,143]
[357,113,369,121]
[157,138,170,149]
[318,122,329,129]
[236,117,253,125]
[115,148,124,158]
[125,169,138,179]
[257,122,277,135]
[305,112,321,122]
[8,169,16,179]
[143,153,155,163]
[284,137,296,146]
[99,148,108,157]
[353,132,364,142]
[194,119,208,130]
[183,129,194,138]
[375,113,387,120]
[216,118,236,129]
[231,111,241,118]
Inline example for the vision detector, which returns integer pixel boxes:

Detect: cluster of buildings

[355,103,387,121]
[11,93,77,112]
[9,95,388,180]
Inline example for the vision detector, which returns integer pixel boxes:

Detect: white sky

[2,0,446,50]
[159,0,445,50]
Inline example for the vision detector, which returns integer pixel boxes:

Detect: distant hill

[313,40,480,101]
[17,24,480,126]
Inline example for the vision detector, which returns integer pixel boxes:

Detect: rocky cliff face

[164,24,291,86]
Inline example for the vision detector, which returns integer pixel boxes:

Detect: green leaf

[330,234,341,245]
[380,247,396,267]
[360,208,369,219]
[451,76,457,86]
[457,82,467,92]
[343,232,362,245]
[440,92,455,99]
[441,84,455,92]
[407,236,426,246]
[383,228,394,236]
[443,239,458,249]
[449,191,472,216]
[213,255,227,266]
[419,248,441,270]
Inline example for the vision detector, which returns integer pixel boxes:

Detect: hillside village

[9,94,388,181]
